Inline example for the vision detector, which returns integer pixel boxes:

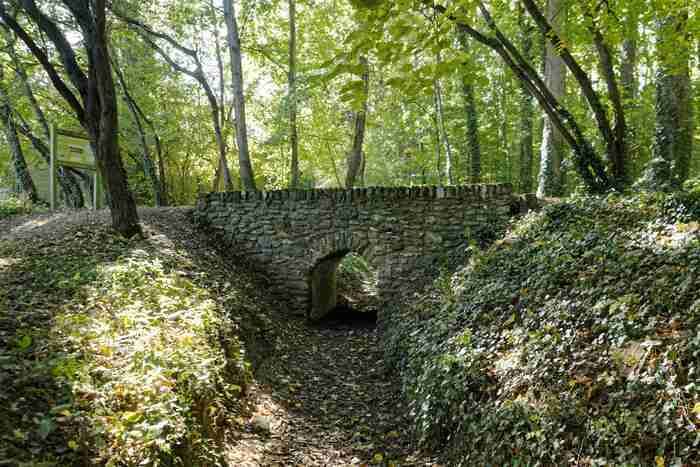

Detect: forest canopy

[0,0,697,234]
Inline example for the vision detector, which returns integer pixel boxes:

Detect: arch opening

[309,250,378,324]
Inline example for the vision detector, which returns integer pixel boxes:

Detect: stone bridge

[194,184,517,319]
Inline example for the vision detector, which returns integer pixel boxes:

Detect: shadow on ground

[0,208,436,466]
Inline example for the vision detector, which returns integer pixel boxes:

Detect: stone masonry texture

[194,184,515,318]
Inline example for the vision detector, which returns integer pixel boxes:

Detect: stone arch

[306,229,383,320]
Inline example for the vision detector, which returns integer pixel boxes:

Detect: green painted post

[49,124,57,210]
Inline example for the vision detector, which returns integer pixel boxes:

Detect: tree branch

[520,0,619,181]
[0,2,85,123]
[17,0,88,98]
[584,6,627,183]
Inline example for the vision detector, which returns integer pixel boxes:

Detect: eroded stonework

[194,184,515,319]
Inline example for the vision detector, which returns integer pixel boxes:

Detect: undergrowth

[384,189,700,466]
[0,194,40,219]
[0,219,253,466]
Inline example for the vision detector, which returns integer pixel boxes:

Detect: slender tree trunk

[536,0,566,197]
[288,0,300,188]
[433,104,442,183]
[113,61,163,206]
[157,147,167,204]
[213,30,234,191]
[457,25,482,183]
[499,72,511,183]
[359,151,366,187]
[223,0,257,191]
[517,6,534,193]
[345,57,369,188]
[620,11,638,166]
[433,77,453,184]
[115,9,232,194]
[0,66,38,202]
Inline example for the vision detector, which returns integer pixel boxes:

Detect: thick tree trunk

[90,0,141,236]
[7,0,141,235]
[0,67,38,202]
[643,12,693,190]
[536,0,566,197]
[517,6,534,193]
[223,0,257,191]
[288,0,300,188]
[457,25,482,183]
[345,57,369,188]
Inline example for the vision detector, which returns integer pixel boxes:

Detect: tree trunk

[223,0,257,191]
[536,0,566,197]
[89,0,141,236]
[457,25,482,183]
[212,30,234,191]
[8,0,141,235]
[359,151,366,187]
[643,11,693,190]
[620,11,638,163]
[345,57,369,188]
[433,49,453,184]
[433,77,453,184]
[113,60,164,206]
[437,1,612,192]
[517,5,534,193]
[288,0,300,188]
[0,66,38,202]
[157,147,168,204]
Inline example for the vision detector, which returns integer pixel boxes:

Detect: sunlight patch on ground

[10,216,55,232]
[0,257,20,268]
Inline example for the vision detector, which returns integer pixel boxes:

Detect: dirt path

[227,311,437,467]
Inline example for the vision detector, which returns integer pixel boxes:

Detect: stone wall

[194,184,514,319]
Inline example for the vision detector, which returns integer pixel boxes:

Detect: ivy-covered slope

[0,209,271,466]
[383,192,700,466]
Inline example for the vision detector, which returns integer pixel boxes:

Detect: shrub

[0,194,34,219]
[384,193,700,465]
[1,229,252,466]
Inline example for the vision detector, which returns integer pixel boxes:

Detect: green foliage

[383,194,700,465]
[337,253,379,308]
[0,194,39,219]
[53,256,249,465]
[0,225,251,466]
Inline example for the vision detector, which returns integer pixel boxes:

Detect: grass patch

[383,191,700,465]
[0,218,253,466]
